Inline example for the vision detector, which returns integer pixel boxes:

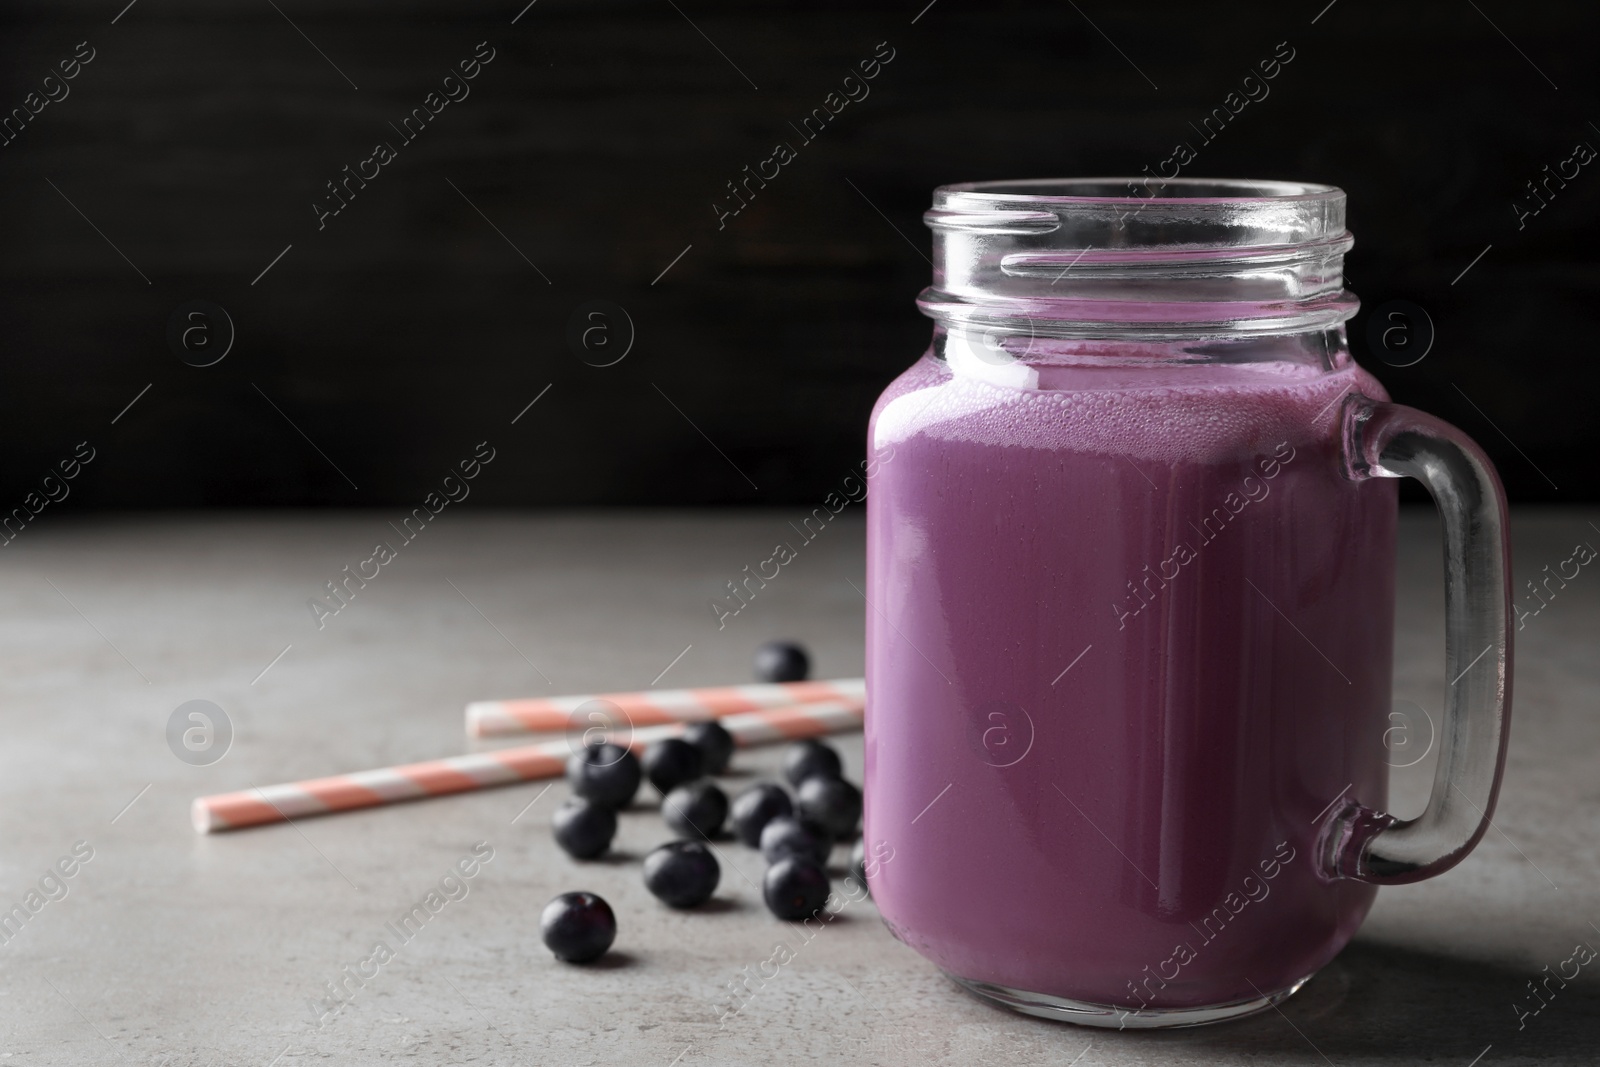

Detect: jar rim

[921,176,1355,339]
[935,177,1344,206]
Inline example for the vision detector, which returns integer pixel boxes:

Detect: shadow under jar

[862,179,1513,1028]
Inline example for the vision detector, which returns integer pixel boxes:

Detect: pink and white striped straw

[192,699,863,833]
[464,677,865,738]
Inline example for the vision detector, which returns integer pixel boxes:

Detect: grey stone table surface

[1,509,1596,1066]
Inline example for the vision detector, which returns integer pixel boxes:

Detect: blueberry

[782,739,842,787]
[759,815,833,866]
[763,856,831,921]
[643,840,721,908]
[683,720,735,776]
[731,782,793,847]
[797,776,862,840]
[849,837,870,894]
[566,743,642,810]
[662,781,729,839]
[642,738,704,796]
[551,797,616,860]
[540,891,616,963]
[754,640,811,683]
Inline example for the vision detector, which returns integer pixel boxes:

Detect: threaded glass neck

[918,178,1357,343]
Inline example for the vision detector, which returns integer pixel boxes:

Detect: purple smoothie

[864,351,1397,1012]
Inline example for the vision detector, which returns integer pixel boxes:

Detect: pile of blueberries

[539,641,870,965]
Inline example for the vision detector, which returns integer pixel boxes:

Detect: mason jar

[863,178,1513,1027]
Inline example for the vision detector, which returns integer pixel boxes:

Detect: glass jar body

[863,327,1398,1025]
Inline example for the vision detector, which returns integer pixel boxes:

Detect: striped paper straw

[192,699,863,833]
[465,677,865,738]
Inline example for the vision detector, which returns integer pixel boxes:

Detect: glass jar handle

[1324,394,1515,884]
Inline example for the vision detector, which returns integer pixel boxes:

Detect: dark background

[0,0,1594,508]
